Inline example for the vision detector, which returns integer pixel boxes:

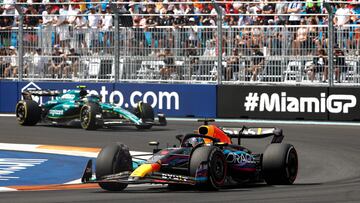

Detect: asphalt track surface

[1,117,360,203]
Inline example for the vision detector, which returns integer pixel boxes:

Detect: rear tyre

[15,100,41,126]
[133,102,154,130]
[189,146,227,190]
[96,142,132,191]
[262,143,298,185]
[80,103,101,130]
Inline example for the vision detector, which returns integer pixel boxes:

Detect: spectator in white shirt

[334,4,353,49]
[4,46,18,78]
[73,10,88,52]
[102,6,113,52]
[41,6,54,55]
[287,2,303,25]
[55,4,71,52]
[68,3,80,24]
[87,7,102,53]
[2,0,16,16]
[32,48,48,78]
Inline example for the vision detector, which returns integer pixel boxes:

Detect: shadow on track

[35,124,172,132]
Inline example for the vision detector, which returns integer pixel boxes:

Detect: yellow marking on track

[36,145,101,153]
[8,183,99,191]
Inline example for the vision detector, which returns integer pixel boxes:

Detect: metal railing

[0,1,359,86]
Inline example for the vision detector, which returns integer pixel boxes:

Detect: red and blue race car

[82,119,298,190]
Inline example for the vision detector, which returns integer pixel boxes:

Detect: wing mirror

[175,134,184,145]
[149,141,161,153]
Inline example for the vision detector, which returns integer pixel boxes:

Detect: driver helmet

[186,137,204,147]
[79,89,88,97]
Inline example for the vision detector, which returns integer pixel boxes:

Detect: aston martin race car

[15,86,166,130]
[81,119,298,191]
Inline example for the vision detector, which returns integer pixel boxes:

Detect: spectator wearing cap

[4,46,18,78]
[186,17,199,48]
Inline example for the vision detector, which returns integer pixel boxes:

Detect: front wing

[92,172,197,185]
[81,160,204,186]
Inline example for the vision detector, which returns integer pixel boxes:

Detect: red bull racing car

[82,119,298,190]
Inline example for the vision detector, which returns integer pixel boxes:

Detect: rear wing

[22,89,61,100]
[222,127,284,145]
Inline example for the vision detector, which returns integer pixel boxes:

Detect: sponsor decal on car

[225,151,256,165]
[161,174,189,182]
[61,94,76,100]
[49,109,64,116]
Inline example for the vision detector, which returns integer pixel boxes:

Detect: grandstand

[0,1,359,85]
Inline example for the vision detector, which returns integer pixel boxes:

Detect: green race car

[15,86,166,130]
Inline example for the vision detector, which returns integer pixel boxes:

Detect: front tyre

[262,143,298,185]
[133,102,154,130]
[96,142,132,191]
[80,103,101,130]
[15,100,41,126]
[189,146,227,190]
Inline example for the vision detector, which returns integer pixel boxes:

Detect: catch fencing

[0,2,359,86]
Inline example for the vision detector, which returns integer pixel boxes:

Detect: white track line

[0,143,152,192]
[0,114,15,117]
[2,113,360,126]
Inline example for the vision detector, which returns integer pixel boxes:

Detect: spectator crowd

[0,1,359,82]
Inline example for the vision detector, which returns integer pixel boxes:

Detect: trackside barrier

[1,81,360,121]
[217,85,360,121]
[0,81,19,113]
[0,81,216,117]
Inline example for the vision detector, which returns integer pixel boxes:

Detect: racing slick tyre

[96,142,132,191]
[134,101,154,130]
[15,100,41,126]
[80,103,101,130]
[189,146,227,190]
[262,143,298,185]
